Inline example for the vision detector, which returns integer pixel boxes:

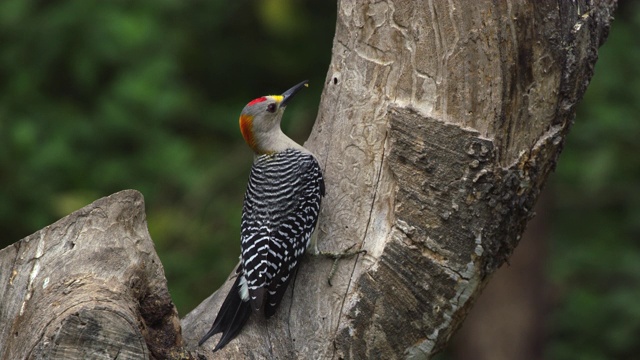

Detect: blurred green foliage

[0,0,335,313]
[549,2,640,359]
[0,1,638,359]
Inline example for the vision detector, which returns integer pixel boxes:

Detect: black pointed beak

[280,80,308,107]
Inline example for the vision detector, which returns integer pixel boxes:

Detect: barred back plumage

[241,148,324,315]
[199,81,318,351]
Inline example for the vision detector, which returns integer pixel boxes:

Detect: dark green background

[1,1,637,359]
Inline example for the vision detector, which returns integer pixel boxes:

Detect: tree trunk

[0,1,616,359]
[183,0,615,358]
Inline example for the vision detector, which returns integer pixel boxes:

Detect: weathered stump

[0,190,184,360]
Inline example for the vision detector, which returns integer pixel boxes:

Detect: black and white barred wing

[240,149,324,316]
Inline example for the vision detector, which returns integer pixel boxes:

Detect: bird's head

[239,80,308,154]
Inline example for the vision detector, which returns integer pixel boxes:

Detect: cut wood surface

[0,1,616,359]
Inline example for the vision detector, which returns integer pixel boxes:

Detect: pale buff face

[239,95,286,154]
[237,81,309,155]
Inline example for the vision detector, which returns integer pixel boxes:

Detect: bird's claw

[315,244,367,286]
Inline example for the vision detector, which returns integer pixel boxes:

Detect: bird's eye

[266,103,277,113]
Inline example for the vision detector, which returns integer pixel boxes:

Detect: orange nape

[239,114,255,149]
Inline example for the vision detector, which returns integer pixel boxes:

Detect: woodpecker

[199,80,324,351]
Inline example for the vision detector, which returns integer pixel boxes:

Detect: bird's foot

[312,244,367,286]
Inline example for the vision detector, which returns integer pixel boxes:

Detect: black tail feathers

[198,275,252,351]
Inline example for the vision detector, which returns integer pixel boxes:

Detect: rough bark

[0,1,616,359]
[183,0,615,358]
[451,190,550,360]
[0,190,185,360]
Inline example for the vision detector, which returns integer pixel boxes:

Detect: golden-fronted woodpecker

[199,80,324,351]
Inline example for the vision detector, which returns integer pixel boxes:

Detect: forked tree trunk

[0,1,616,359]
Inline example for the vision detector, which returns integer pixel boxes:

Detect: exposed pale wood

[183,0,616,359]
[0,190,185,360]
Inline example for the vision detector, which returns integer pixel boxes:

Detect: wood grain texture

[0,190,185,360]
[184,1,615,359]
